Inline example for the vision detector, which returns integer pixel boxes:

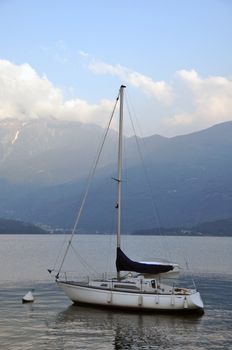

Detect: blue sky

[0,0,231,136]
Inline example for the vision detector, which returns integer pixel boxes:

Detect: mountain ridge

[0,118,232,233]
[0,217,48,234]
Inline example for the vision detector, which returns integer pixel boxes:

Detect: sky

[0,0,232,136]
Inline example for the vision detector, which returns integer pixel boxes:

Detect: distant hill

[0,217,48,234]
[0,119,232,234]
[132,218,232,236]
[0,118,118,185]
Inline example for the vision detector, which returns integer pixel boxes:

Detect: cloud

[88,60,174,105]
[88,60,232,135]
[1,59,232,136]
[0,59,114,127]
[165,70,232,133]
[79,50,89,58]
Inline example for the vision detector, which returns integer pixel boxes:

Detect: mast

[117,85,126,279]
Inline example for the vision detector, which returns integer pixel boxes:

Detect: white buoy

[22,291,34,303]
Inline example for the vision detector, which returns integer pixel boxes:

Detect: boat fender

[184,296,188,309]
[138,294,143,306]
[107,292,112,304]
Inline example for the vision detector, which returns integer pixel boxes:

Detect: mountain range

[0,118,232,234]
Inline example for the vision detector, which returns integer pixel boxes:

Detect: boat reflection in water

[54,304,203,350]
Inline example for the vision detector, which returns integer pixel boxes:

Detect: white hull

[57,281,204,313]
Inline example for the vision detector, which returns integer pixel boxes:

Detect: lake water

[0,234,232,349]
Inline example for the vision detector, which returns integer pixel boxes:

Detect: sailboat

[51,85,204,314]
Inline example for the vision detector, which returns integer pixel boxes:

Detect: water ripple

[0,276,231,349]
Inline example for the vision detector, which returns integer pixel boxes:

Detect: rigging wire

[70,242,99,275]
[125,92,173,262]
[121,125,130,253]
[106,181,117,276]
[125,92,195,281]
[49,232,70,273]
[55,90,120,279]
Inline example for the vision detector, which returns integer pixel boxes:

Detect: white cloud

[0,59,114,127]
[88,60,174,105]
[167,113,194,126]
[165,70,232,133]
[79,50,89,58]
[1,59,232,136]
[88,60,232,135]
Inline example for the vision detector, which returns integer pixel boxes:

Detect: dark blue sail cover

[116,248,174,274]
